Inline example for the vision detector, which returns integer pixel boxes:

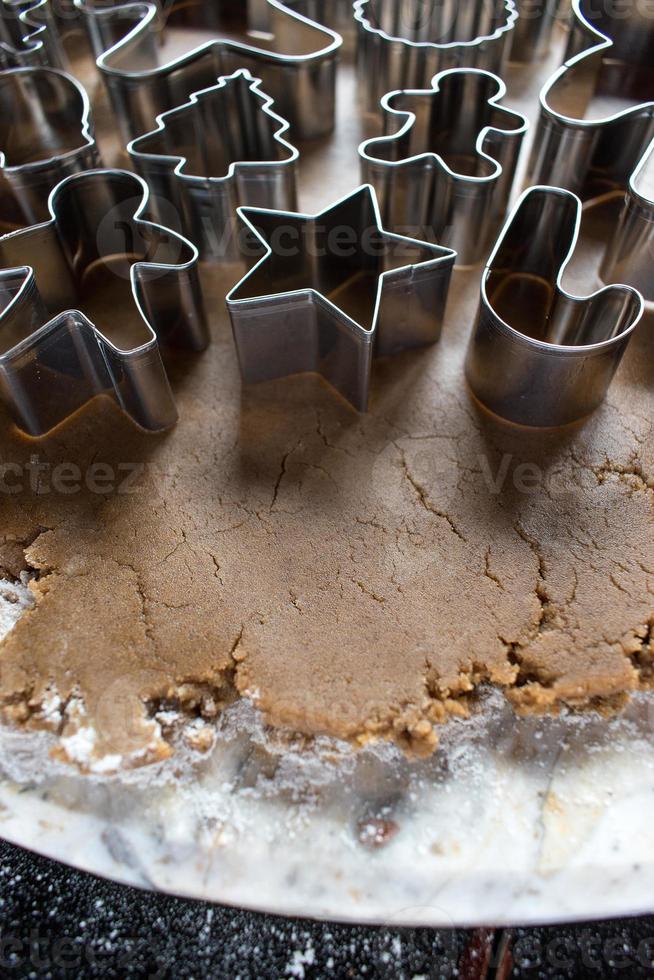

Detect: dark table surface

[0,841,652,979]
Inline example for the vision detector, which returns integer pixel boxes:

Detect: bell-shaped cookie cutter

[529,0,654,199]
[359,68,527,267]
[127,68,298,263]
[600,137,654,303]
[0,168,209,436]
[0,66,100,230]
[0,0,66,68]
[226,184,456,411]
[353,0,518,112]
[74,0,342,142]
[464,186,644,428]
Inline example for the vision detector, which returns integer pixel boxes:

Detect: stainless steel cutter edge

[538,0,650,127]
[0,168,209,436]
[74,0,342,141]
[600,136,654,302]
[0,0,65,68]
[353,0,518,52]
[0,65,100,226]
[353,0,518,109]
[464,184,644,428]
[127,68,299,263]
[225,183,456,411]
[284,0,356,49]
[507,0,560,64]
[529,0,654,195]
[358,67,528,267]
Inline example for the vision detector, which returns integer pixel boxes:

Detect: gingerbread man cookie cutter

[359,68,527,267]
[354,0,518,112]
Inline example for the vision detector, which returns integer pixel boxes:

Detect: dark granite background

[0,842,652,979]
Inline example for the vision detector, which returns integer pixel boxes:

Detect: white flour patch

[0,574,34,642]
[60,725,97,765]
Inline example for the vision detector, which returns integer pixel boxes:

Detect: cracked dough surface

[0,47,652,765]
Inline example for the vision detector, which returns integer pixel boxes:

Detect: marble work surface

[0,686,653,926]
[0,17,652,928]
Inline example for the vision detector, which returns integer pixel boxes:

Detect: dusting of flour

[0,575,33,643]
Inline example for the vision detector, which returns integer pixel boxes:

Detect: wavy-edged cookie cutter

[127,68,298,263]
[0,168,209,436]
[0,66,100,230]
[0,0,66,68]
[507,0,559,64]
[529,0,654,199]
[353,0,518,112]
[226,184,456,411]
[464,186,644,428]
[359,68,527,267]
[600,137,654,303]
[74,0,342,142]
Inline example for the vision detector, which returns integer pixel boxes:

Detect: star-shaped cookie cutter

[353,0,518,112]
[0,168,209,436]
[0,0,65,69]
[0,66,100,230]
[359,68,528,267]
[226,184,456,411]
[529,0,654,199]
[127,68,298,263]
[74,0,342,141]
[464,186,644,428]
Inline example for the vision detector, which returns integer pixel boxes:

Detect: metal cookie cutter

[358,68,527,267]
[226,184,456,411]
[507,0,559,64]
[127,68,298,263]
[284,0,355,52]
[600,137,654,303]
[353,0,518,112]
[74,0,342,142]
[464,186,644,428]
[0,168,209,436]
[529,0,654,199]
[0,66,100,231]
[0,0,66,68]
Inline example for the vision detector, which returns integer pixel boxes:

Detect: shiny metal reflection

[354,0,518,112]
[226,184,456,411]
[0,66,100,230]
[529,0,654,200]
[465,186,644,428]
[359,68,527,267]
[601,138,654,303]
[0,169,209,436]
[0,0,66,69]
[74,0,342,142]
[128,69,298,264]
